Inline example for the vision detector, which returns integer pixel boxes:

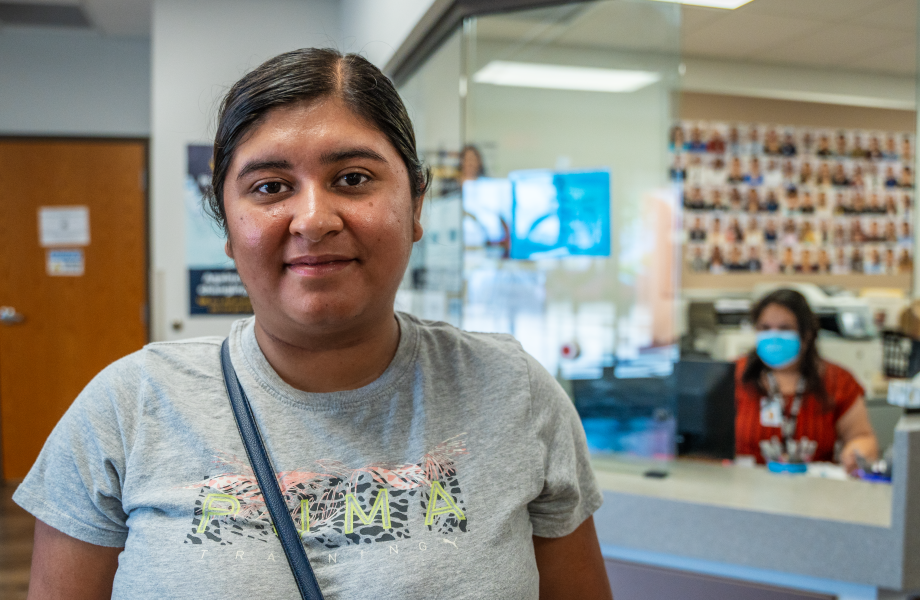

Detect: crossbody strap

[219,339,325,600]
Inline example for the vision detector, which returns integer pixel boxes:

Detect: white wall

[339,0,436,67]
[0,28,149,136]
[151,0,340,341]
[150,0,439,341]
[682,57,916,111]
[398,28,462,154]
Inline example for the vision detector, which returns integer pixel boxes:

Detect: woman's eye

[256,181,287,194]
[338,173,369,187]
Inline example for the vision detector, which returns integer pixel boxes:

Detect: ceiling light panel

[648,0,754,8]
[473,61,662,93]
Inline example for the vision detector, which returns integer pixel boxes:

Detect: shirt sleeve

[12,354,141,547]
[829,362,865,422]
[525,353,604,538]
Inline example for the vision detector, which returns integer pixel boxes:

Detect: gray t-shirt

[15,313,602,599]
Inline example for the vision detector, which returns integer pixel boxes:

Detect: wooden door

[0,139,147,480]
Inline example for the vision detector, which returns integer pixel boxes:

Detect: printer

[752,282,876,339]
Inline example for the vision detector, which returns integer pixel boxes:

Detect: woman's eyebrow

[235,148,387,181]
[236,159,292,180]
[319,147,388,165]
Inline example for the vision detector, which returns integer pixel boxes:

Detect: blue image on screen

[462,178,513,256]
[508,169,611,260]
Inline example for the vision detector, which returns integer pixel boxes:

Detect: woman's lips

[285,256,356,277]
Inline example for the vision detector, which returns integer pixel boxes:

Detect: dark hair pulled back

[205,48,430,234]
[741,288,831,410]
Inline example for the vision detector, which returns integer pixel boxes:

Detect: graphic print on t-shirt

[180,434,469,550]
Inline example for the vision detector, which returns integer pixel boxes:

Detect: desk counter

[591,415,920,596]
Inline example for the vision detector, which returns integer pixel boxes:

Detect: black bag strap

[219,339,325,600]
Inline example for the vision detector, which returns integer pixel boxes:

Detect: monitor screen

[508,169,611,259]
[462,177,512,252]
[573,360,735,460]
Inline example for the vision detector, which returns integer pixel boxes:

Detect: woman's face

[461,148,482,181]
[222,98,422,338]
[756,303,798,334]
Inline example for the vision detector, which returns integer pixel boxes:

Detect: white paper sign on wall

[38,206,90,247]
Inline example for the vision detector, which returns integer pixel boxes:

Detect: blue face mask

[756,330,801,369]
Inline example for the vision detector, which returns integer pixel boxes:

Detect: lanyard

[763,372,805,442]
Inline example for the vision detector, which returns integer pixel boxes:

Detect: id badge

[760,397,783,427]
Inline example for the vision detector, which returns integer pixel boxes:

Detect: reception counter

[591,414,920,599]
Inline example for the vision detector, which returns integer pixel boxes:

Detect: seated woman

[735,289,878,472]
[14,49,610,599]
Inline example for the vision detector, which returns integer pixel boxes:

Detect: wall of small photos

[672,121,915,284]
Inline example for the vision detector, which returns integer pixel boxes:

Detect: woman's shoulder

[733,355,762,403]
[398,311,542,387]
[82,336,225,402]
[820,360,865,397]
[734,354,752,381]
[399,311,525,357]
[141,335,225,365]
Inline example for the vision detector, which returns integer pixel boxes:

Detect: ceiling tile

[474,18,564,43]
[738,0,889,21]
[555,1,681,53]
[856,0,918,32]
[680,5,729,34]
[683,12,823,59]
[754,21,914,68]
[848,39,917,75]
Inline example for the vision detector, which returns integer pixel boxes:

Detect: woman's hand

[836,397,879,474]
[533,516,613,600]
[839,435,879,474]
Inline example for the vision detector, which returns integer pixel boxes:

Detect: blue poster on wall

[186,144,253,315]
[508,169,611,260]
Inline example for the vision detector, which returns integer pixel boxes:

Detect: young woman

[16,49,611,599]
[735,289,878,472]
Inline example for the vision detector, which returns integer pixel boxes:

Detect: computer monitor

[572,367,677,459]
[572,360,735,460]
[673,360,735,460]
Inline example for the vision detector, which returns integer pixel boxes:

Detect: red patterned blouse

[734,356,864,463]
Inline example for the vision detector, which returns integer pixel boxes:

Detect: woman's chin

[261,298,386,334]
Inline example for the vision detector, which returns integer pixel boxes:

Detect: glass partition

[397,29,464,327]
[462,1,683,458]
[399,0,919,465]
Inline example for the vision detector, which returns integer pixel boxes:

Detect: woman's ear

[224,238,234,259]
[412,195,425,243]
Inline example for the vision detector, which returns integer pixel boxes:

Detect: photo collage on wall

[671,121,915,277]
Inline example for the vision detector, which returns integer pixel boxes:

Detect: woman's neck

[766,361,802,394]
[253,311,401,393]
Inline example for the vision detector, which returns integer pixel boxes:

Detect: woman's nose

[288,185,345,242]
